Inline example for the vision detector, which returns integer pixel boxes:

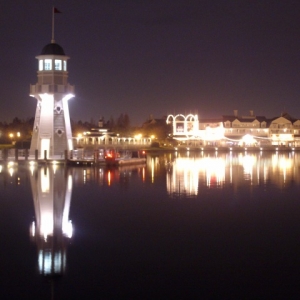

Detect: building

[29,40,75,158]
[167,110,300,147]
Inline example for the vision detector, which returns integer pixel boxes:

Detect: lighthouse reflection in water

[29,165,73,277]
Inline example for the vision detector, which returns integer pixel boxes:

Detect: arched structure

[166,114,199,139]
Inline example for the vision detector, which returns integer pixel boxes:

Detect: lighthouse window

[63,60,67,71]
[55,59,62,70]
[44,59,52,70]
[39,60,43,71]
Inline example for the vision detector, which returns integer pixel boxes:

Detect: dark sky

[1,1,300,126]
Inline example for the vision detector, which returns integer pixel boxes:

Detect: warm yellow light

[77,133,82,138]
[9,133,14,138]
[135,134,142,139]
[17,132,20,137]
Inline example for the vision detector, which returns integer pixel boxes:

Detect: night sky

[1,1,300,126]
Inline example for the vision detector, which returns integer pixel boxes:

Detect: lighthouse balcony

[30,84,75,95]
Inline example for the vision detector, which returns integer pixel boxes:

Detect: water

[1,151,300,299]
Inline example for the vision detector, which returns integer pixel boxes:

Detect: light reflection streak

[151,157,155,183]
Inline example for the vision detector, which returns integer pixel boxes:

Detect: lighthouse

[29,11,74,158]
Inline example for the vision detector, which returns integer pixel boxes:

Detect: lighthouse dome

[41,43,65,55]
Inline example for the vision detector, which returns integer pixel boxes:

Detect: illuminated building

[167,110,300,147]
[29,40,75,158]
[75,129,152,147]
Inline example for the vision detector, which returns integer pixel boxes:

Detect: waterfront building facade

[74,128,152,148]
[167,110,300,147]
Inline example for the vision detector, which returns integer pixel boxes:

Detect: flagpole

[51,6,55,43]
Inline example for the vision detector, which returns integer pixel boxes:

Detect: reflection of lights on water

[52,163,58,173]
[30,165,35,175]
[151,157,155,183]
[239,154,256,180]
[166,152,298,195]
[7,161,15,177]
[9,168,14,177]
[30,221,36,237]
[38,250,66,275]
[67,175,72,191]
[205,158,225,187]
[41,168,50,192]
[83,169,86,184]
[107,170,111,186]
[272,154,292,182]
[167,157,226,196]
[41,214,54,240]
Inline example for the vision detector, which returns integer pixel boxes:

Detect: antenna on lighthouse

[51,7,61,43]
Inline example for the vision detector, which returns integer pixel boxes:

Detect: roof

[41,43,65,55]
[199,118,223,123]
[222,115,268,123]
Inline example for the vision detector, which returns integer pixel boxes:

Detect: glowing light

[62,93,74,102]
[44,59,52,70]
[239,134,256,146]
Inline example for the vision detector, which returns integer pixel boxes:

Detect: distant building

[167,110,300,147]
[74,117,152,148]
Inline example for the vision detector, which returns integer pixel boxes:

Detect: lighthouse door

[40,139,50,159]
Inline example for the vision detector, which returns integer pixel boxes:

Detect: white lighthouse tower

[29,36,74,158]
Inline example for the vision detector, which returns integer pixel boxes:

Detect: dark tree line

[72,113,132,135]
[0,113,172,145]
[0,117,34,143]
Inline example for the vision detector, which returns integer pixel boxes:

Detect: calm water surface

[1,151,300,299]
